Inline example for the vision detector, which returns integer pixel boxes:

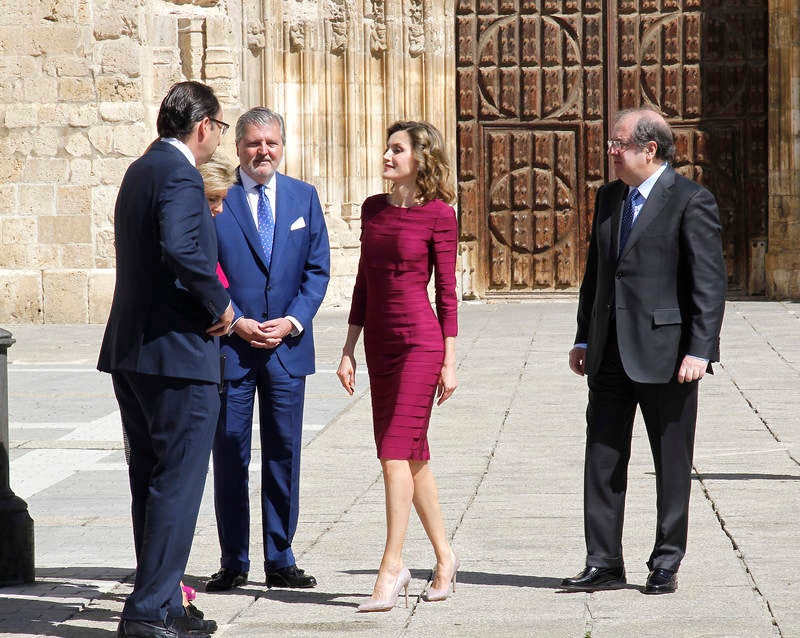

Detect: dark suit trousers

[112,370,219,622]
[584,329,698,572]
[212,351,305,574]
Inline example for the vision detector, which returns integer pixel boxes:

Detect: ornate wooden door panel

[612,0,768,294]
[457,0,606,296]
[457,0,768,296]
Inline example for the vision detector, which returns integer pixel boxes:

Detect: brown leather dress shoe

[560,565,626,590]
[267,565,317,589]
[644,568,677,594]
[205,568,248,592]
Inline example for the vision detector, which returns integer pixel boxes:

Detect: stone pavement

[1,299,798,638]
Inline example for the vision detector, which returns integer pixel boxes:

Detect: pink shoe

[357,567,411,612]
[181,584,197,602]
[425,552,459,602]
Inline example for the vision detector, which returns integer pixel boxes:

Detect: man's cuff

[574,343,587,349]
[286,315,303,337]
[686,354,709,364]
[227,315,243,337]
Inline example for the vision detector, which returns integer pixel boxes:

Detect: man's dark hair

[157,81,220,140]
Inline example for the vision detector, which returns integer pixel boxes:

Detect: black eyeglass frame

[209,117,230,136]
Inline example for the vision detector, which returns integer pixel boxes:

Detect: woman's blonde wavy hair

[198,155,236,195]
[387,120,456,205]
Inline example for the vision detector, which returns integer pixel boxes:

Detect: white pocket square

[290,217,306,231]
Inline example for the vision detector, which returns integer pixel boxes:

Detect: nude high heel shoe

[425,552,460,602]
[357,567,412,612]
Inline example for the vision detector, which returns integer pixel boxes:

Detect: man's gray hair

[235,107,286,144]
[616,108,676,162]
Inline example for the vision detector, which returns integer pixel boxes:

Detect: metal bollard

[0,329,35,586]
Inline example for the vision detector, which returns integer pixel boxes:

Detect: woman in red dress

[337,121,459,612]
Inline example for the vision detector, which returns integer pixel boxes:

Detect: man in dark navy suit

[98,81,233,638]
[562,109,727,595]
[205,108,329,592]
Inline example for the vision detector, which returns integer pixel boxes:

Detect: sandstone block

[206,16,233,46]
[1,216,37,245]
[204,63,235,80]
[59,76,96,102]
[95,229,116,266]
[98,102,145,123]
[29,25,83,56]
[65,132,93,157]
[60,243,94,268]
[42,269,88,322]
[22,75,59,102]
[0,157,25,183]
[19,184,56,215]
[88,126,115,154]
[31,127,66,157]
[0,184,16,214]
[5,105,38,128]
[0,270,43,323]
[96,76,142,102]
[39,215,92,244]
[69,158,101,186]
[147,14,178,48]
[92,185,119,228]
[112,123,152,157]
[58,185,92,214]
[5,129,33,155]
[32,244,61,269]
[43,56,91,77]
[93,157,135,185]
[100,39,142,77]
[55,103,99,127]
[89,269,116,323]
[24,157,70,183]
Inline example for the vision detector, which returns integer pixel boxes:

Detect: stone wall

[765,0,800,298]
[0,0,455,322]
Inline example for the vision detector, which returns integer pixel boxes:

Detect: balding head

[615,108,675,163]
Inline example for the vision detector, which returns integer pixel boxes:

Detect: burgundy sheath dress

[348,194,458,460]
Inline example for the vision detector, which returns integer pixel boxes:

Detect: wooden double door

[456,0,768,297]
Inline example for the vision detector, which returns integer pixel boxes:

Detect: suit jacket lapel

[269,173,294,276]
[228,178,270,272]
[618,166,675,261]
[603,181,626,262]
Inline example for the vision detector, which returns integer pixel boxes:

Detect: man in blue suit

[98,81,232,638]
[206,107,330,592]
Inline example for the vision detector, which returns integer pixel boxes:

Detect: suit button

[261,312,267,319]
[616,272,624,279]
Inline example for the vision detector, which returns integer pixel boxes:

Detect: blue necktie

[257,184,274,265]
[618,187,639,256]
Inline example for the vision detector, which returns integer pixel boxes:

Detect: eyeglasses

[606,139,636,152]
[209,117,230,136]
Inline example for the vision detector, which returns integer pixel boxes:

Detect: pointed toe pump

[357,567,412,612]
[425,553,460,602]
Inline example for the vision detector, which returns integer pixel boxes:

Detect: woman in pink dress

[337,120,459,612]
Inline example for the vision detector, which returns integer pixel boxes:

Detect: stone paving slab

[1,300,797,637]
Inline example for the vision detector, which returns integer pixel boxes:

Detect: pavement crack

[719,362,800,469]
[694,468,784,637]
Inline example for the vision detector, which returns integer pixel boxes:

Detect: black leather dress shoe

[560,566,626,590]
[186,603,204,620]
[117,620,189,638]
[169,609,217,634]
[205,568,248,592]
[644,568,677,594]
[267,565,317,589]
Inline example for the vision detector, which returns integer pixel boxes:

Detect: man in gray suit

[562,108,727,595]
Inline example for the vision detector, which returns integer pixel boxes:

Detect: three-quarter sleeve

[347,201,371,326]
[432,205,458,337]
